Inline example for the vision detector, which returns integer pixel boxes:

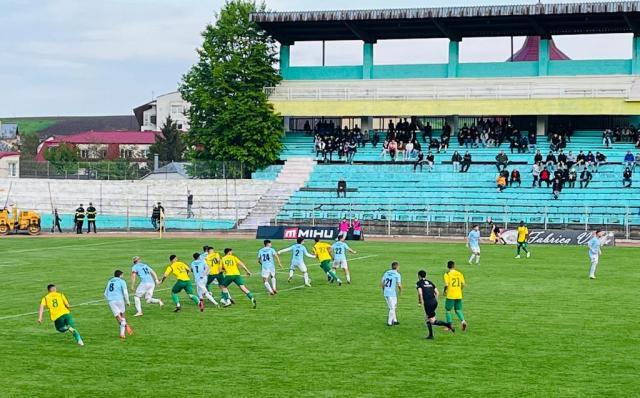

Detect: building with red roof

[36,131,158,162]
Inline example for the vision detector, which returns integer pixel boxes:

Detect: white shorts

[590,254,599,264]
[333,259,348,269]
[290,261,308,273]
[470,245,481,254]
[135,282,155,299]
[261,267,276,279]
[108,301,126,317]
[196,277,208,297]
[384,296,397,310]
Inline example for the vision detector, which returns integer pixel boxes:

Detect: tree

[180,0,283,175]
[43,143,80,175]
[147,116,186,168]
[18,132,41,160]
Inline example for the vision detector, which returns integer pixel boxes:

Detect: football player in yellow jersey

[160,254,200,312]
[515,220,531,259]
[204,245,226,302]
[220,248,256,308]
[312,237,342,285]
[37,284,84,346]
[443,260,467,331]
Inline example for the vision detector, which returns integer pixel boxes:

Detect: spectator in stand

[413,150,425,172]
[635,153,640,171]
[404,140,414,161]
[461,151,472,173]
[372,131,380,148]
[440,129,450,153]
[388,120,395,135]
[496,174,507,193]
[426,151,435,172]
[346,141,357,164]
[533,149,543,164]
[552,177,563,200]
[528,131,537,151]
[509,169,521,187]
[595,152,606,172]
[337,178,347,198]
[550,133,562,152]
[361,130,370,147]
[422,122,432,143]
[624,150,635,168]
[303,120,312,135]
[576,150,586,168]
[603,129,613,148]
[495,150,509,171]
[636,134,640,148]
[388,139,398,162]
[509,136,519,154]
[545,151,557,173]
[557,149,567,165]
[379,139,389,160]
[315,138,326,160]
[623,167,633,187]
[566,150,576,169]
[580,168,593,188]
[567,167,577,188]
[186,191,194,219]
[540,167,551,187]
[531,162,542,187]
[451,151,462,172]
[518,135,528,153]
[585,151,596,172]
[459,123,469,146]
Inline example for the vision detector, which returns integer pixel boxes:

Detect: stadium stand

[275,131,640,230]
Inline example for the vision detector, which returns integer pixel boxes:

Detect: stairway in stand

[238,157,315,229]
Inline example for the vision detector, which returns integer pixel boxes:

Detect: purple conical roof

[507,36,570,61]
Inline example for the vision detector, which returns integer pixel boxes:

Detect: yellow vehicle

[0,205,41,235]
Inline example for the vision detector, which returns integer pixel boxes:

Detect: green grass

[1,118,57,135]
[0,237,638,397]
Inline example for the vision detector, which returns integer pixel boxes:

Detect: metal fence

[16,160,247,180]
[274,204,640,240]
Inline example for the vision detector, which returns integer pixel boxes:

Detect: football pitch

[0,236,638,397]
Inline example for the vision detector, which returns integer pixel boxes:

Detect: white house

[133,91,190,132]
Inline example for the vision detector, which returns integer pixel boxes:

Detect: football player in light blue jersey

[131,256,163,317]
[191,253,218,310]
[466,225,481,265]
[104,270,133,339]
[381,262,402,326]
[588,230,605,279]
[258,240,282,295]
[331,235,357,284]
[278,237,316,287]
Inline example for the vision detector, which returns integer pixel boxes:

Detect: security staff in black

[86,203,97,233]
[416,270,453,339]
[75,204,85,234]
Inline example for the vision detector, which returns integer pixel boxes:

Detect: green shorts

[517,242,528,247]
[206,273,224,288]
[222,275,245,287]
[445,298,463,311]
[320,260,332,273]
[172,280,194,295]
[53,313,75,333]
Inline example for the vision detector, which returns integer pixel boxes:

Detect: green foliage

[180,0,283,175]
[17,133,41,160]
[184,160,244,179]
[43,144,80,174]
[147,116,185,167]
[1,238,639,396]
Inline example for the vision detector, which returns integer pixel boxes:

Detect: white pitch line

[0,254,379,320]
[1,239,143,255]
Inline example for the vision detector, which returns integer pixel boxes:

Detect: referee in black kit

[416,270,453,339]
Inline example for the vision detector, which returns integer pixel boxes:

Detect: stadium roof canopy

[251,1,640,44]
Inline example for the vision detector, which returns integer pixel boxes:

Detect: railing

[275,204,640,239]
[265,84,630,101]
[14,160,247,180]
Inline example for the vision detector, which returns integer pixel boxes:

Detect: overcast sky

[0,0,633,117]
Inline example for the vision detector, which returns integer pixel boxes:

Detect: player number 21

[384,278,393,287]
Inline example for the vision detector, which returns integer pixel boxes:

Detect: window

[150,115,157,125]
[120,149,133,159]
[177,123,183,130]
[8,162,17,177]
[170,104,184,116]
[80,150,89,159]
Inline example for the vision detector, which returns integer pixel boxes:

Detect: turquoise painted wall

[548,60,631,76]
[283,59,635,80]
[372,64,448,79]
[458,61,538,77]
[284,66,363,80]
